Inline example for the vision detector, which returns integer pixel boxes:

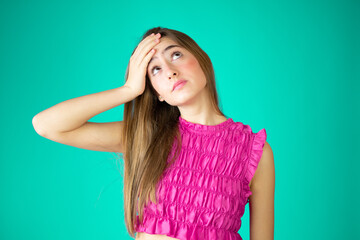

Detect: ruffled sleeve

[243,128,267,203]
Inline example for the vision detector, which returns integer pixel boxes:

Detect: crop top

[135,115,267,240]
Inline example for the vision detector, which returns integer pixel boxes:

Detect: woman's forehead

[153,37,179,50]
[148,38,185,67]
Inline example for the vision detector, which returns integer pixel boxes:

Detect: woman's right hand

[124,33,161,96]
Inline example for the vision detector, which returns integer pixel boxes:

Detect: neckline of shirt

[179,116,234,133]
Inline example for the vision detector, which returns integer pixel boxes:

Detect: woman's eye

[173,51,182,59]
[151,66,160,75]
[151,51,182,75]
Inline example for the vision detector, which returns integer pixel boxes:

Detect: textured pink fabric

[135,116,267,240]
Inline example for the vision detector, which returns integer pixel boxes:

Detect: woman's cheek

[181,58,198,71]
[149,78,159,92]
[153,80,166,95]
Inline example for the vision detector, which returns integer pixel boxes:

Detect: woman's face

[146,37,207,107]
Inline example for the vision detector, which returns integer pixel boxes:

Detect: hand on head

[124,33,162,96]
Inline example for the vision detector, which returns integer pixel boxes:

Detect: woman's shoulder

[230,118,261,135]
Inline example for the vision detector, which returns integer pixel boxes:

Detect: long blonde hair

[121,27,225,237]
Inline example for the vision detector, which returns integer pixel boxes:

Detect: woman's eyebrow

[148,44,181,65]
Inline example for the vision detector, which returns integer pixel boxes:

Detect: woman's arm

[32,86,139,153]
[248,141,275,240]
[32,33,162,153]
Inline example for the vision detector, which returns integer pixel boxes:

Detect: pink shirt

[135,116,267,240]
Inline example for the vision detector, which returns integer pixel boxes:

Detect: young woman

[33,27,275,240]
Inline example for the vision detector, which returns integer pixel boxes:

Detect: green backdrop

[1,0,359,239]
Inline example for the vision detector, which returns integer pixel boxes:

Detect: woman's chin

[168,96,198,107]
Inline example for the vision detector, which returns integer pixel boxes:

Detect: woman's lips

[172,80,187,91]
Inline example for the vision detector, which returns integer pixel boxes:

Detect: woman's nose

[167,72,177,79]
[165,65,178,79]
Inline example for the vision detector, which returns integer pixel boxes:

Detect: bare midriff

[135,232,180,240]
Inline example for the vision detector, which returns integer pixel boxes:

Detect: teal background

[1,0,359,239]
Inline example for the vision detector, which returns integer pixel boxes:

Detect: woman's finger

[132,33,161,65]
[140,47,157,72]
